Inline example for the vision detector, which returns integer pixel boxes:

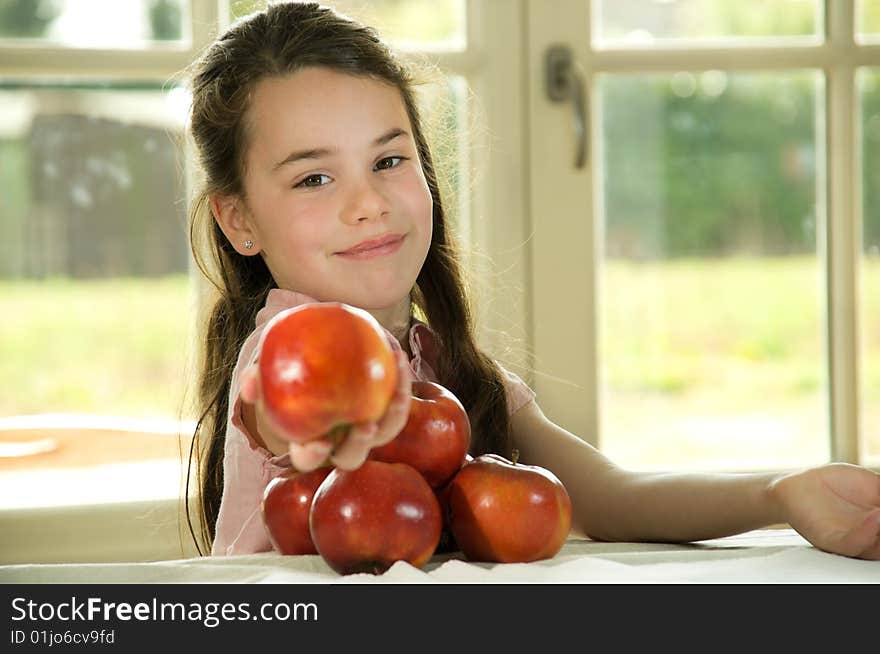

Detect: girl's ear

[209,194,261,255]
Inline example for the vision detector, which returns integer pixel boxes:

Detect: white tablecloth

[2,529,878,584]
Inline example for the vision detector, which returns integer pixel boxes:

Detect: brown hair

[185,1,512,555]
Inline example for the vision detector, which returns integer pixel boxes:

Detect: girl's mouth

[335,233,406,260]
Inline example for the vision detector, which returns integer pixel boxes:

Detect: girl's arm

[510,400,880,559]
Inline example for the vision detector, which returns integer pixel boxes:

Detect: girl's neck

[367,297,413,356]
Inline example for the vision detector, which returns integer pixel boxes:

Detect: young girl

[185,1,880,560]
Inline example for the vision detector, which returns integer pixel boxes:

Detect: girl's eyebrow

[273,127,409,170]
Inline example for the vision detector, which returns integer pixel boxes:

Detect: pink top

[211,289,536,556]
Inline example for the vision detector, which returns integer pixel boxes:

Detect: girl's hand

[768,463,880,560]
[240,348,412,472]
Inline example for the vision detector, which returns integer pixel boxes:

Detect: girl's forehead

[248,68,410,135]
[242,68,414,169]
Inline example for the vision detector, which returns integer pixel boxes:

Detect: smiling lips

[336,233,405,260]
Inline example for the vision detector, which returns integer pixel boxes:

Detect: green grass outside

[0,275,197,421]
[600,255,880,468]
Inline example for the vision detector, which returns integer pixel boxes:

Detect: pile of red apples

[258,303,572,575]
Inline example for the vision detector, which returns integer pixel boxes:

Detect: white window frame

[526,0,880,467]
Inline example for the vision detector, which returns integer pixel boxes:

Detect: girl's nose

[340,177,391,225]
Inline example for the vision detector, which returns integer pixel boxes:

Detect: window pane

[595,0,819,46]
[0,82,193,422]
[598,71,826,471]
[0,0,188,46]
[229,0,466,49]
[860,67,880,463]
[860,0,880,39]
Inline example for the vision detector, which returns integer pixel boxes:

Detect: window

[0,1,477,514]
[527,0,879,471]
[0,0,189,46]
[598,70,826,470]
[595,1,879,469]
[0,2,204,502]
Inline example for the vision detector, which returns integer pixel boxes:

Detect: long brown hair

[184,1,512,555]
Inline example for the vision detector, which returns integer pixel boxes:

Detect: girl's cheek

[288,198,335,232]
[398,171,432,217]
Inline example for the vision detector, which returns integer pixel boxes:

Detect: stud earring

[244,240,254,250]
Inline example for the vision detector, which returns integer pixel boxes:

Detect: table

[2,529,877,584]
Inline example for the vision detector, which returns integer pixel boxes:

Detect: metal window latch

[545,43,588,169]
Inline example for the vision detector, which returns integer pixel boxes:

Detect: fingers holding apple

[241,361,335,470]
[287,439,335,472]
[370,348,414,448]
[325,349,413,470]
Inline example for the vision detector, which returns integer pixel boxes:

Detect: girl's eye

[295,173,331,188]
[375,156,407,171]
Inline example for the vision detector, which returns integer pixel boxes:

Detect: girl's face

[222,68,433,317]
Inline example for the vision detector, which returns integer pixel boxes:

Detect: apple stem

[511,448,519,465]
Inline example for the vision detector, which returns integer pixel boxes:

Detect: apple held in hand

[261,466,333,555]
[445,453,572,563]
[368,381,471,489]
[309,460,442,575]
[257,302,398,444]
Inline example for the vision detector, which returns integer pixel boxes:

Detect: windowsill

[0,413,195,509]
[0,414,201,563]
[0,459,185,510]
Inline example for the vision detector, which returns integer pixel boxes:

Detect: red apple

[434,453,473,553]
[261,466,333,555]
[368,381,471,489]
[445,453,572,563]
[257,302,398,444]
[309,460,442,575]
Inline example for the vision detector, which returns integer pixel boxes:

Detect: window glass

[860,67,880,463]
[859,0,880,39]
[230,0,466,49]
[595,0,819,46]
[0,82,194,424]
[597,70,827,471]
[0,0,189,47]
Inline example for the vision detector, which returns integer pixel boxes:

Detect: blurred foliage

[0,0,60,37]
[602,72,821,258]
[0,0,184,40]
[694,0,815,38]
[599,0,816,40]
[148,0,182,40]
[863,0,880,34]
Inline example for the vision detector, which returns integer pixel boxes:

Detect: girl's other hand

[768,462,880,560]
[240,348,412,472]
